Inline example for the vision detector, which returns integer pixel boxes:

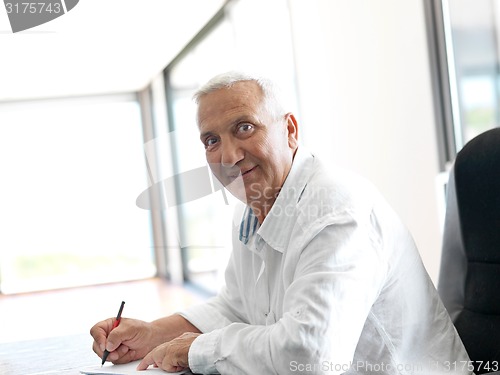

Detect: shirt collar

[239,206,260,245]
[251,146,315,252]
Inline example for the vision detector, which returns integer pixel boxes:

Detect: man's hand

[137,332,201,372]
[90,318,155,364]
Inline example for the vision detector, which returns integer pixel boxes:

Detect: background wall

[289,0,443,283]
[0,0,445,292]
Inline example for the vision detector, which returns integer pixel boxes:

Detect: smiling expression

[197,81,299,222]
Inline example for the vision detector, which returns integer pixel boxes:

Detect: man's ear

[285,113,299,150]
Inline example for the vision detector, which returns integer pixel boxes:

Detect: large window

[165,13,239,294]
[429,0,500,162]
[0,96,156,294]
[163,0,298,293]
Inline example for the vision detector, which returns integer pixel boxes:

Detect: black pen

[101,301,125,366]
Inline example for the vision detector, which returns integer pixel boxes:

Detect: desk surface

[0,334,96,375]
[0,334,194,375]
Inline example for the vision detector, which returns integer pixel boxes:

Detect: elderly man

[91,72,471,374]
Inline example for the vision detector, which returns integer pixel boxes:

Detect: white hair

[193,71,286,121]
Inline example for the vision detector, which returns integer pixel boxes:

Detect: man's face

[197,81,298,210]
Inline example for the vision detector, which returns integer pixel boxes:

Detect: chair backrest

[438,128,500,374]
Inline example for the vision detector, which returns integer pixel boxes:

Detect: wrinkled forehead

[196,81,265,126]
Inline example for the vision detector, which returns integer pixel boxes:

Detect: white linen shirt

[180,147,471,374]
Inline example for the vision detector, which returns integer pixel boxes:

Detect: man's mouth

[241,166,257,176]
[225,166,257,180]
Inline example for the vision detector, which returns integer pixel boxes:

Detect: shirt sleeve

[184,213,387,375]
[178,249,249,333]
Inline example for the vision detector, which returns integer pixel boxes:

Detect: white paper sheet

[80,360,188,375]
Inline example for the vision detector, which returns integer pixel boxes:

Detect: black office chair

[438,128,500,374]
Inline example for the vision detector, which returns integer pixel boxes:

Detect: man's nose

[220,141,243,168]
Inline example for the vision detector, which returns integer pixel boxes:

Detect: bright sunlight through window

[0,97,156,294]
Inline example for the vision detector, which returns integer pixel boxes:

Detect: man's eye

[237,123,253,133]
[205,137,219,148]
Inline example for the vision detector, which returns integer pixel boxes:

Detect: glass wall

[0,96,156,294]
[164,0,298,293]
[165,15,239,294]
[437,0,500,155]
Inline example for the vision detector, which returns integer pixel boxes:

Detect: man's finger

[90,319,114,352]
[110,348,136,365]
[136,351,154,370]
[92,340,103,357]
[105,322,129,352]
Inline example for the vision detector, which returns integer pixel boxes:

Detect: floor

[0,278,208,344]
